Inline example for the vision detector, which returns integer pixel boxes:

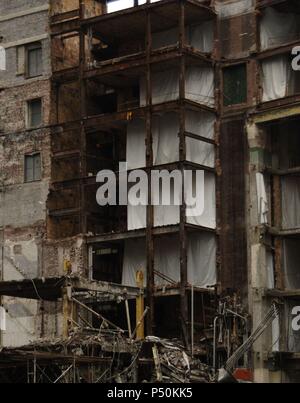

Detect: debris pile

[146,337,214,383]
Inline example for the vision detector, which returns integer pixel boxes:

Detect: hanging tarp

[152,113,180,165]
[122,232,216,288]
[283,239,300,290]
[186,66,214,106]
[140,67,215,106]
[186,138,215,167]
[126,119,146,170]
[215,0,253,19]
[154,235,180,285]
[260,7,299,51]
[256,173,269,225]
[122,238,147,287]
[282,177,300,230]
[152,21,214,53]
[127,203,147,231]
[186,172,216,229]
[262,55,290,101]
[186,109,215,139]
[189,21,214,53]
[187,232,216,287]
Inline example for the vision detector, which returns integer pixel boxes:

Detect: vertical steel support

[79,0,87,235]
[145,7,155,335]
[178,0,189,347]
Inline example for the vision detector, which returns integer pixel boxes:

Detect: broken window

[25,153,41,182]
[91,244,123,283]
[27,99,42,128]
[223,64,247,106]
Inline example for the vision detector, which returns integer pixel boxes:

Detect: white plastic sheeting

[256,173,269,225]
[122,232,216,287]
[266,250,279,351]
[262,55,290,102]
[266,250,275,289]
[122,238,147,287]
[128,172,216,230]
[283,239,300,290]
[189,21,214,53]
[140,67,214,106]
[126,119,146,170]
[152,22,214,53]
[282,177,300,230]
[187,232,216,287]
[152,113,179,165]
[186,67,214,106]
[186,138,215,167]
[154,235,180,284]
[287,301,300,353]
[260,7,299,51]
[186,172,216,229]
[215,0,253,19]
[186,109,215,139]
[186,109,216,167]
[127,203,147,231]
[154,205,180,227]
[126,111,215,169]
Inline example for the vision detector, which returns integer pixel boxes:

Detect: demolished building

[0,0,299,383]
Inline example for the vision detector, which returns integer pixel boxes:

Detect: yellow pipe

[136,270,145,340]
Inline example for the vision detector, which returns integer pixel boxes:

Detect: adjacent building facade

[0,0,299,383]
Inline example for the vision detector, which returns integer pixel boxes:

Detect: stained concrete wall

[247,120,283,383]
[0,0,48,15]
[0,0,53,348]
[0,1,50,88]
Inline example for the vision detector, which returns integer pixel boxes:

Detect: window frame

[27,98,43,129]
[24,152,42,183]
[222,63,248,108]
[25,42,43,79]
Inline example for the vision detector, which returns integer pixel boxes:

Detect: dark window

[27,43,42,77]
[92,245,122,283]
[25,153,41,182]
[27,99,42,128]
[223,64,247,106]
